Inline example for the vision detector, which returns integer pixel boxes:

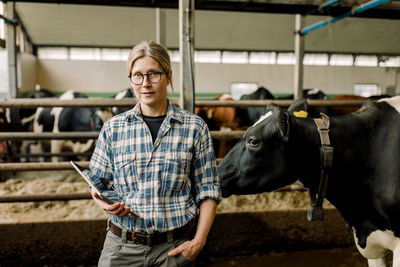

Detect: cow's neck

[289,112,378,198]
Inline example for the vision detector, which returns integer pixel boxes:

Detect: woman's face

[130,56,171,113]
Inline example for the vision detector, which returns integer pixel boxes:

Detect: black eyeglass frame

[128,71,167,85]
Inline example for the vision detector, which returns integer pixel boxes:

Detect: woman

[88,41,221,266]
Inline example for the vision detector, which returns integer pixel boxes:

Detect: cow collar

[307,113,334,221]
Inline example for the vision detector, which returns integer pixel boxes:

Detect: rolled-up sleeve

[88,122,123,203]
[192,121,221,205]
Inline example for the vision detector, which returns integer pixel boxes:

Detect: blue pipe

[301,0,391,35]
[321,0,341,9]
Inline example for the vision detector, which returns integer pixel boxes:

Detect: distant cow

[238,86,275,126]
[218,97,400,266]
[112,88,135,115]
[17,88,56,131]
[0,108,12,162]
[278,88,329,118]
[33,90,112,162]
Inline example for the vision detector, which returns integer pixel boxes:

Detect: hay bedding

[0,171,331,223]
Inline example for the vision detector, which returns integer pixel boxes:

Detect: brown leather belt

[109,219,196,246]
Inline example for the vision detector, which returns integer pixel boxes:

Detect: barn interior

[0,0,399,266]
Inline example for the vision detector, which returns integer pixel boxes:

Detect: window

[0,3,4,40]
[168,50,181,63]
[195,50,221,63]
[222,51,248,64]
[277,52,295,65]
[304,53,328,65]
[354,84,380,97]
[354,55,378,67]
[378,56,400,67]
[249,52,276,64]
[101,48,122,61]
[38,47,68,60]
[230,82,258,100]
[70,48,101,60]
[329,54,353,66]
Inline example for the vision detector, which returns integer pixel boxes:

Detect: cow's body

[0,108,12,162]
[218,96,400,266]
[33,90,110,162]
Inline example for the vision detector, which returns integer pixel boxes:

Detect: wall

[19,55,399,97]
[20,52,37,93]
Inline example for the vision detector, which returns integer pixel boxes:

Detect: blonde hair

[127,41,173,91]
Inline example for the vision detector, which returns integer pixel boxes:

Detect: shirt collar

[124,101,184,124]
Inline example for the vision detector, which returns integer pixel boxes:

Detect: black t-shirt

[142,114,167,143]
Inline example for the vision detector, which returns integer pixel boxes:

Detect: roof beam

[8,0,400,20]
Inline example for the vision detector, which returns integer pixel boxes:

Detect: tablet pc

[70,161,115,205]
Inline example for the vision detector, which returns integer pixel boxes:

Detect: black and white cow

[33,90,112,162]
[218,97,400,266]
[112,88,135,116]
[17,88,56,131]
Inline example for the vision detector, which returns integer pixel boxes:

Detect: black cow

[238,86,275,126]
[33,90,112,162]
[278,88,329,117]
[218,97,400,266]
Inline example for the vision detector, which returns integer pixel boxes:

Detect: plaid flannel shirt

[89,102,221,233]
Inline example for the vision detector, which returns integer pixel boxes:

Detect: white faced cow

[33,90,112,162]
[218,96,400,267]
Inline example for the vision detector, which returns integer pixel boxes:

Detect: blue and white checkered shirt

[89,102,221,233]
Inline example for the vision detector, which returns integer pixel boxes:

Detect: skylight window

[249,52,276,64]
[38,47,68,60]
[195,50,221,63]
[70,48,101,61]
[222,51,248,64]
[378,56,400,67]
[168,50,181,63]
[329,54,353,66]
[277,52,295,65]
[304,53,328,65]
[354,55,378,67]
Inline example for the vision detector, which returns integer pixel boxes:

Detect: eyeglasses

[128,71,166,85]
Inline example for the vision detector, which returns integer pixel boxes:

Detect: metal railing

[0,98,367,203]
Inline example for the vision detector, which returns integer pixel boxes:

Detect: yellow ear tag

[293,110,308,118]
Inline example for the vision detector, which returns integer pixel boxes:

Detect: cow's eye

[248,137,260,147]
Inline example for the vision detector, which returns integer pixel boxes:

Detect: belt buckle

[146,234,151,246]
[131,232,136,243]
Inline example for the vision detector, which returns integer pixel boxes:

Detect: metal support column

[156,8,166,46]
[5,2,17,99]
[179,0,195,112]
[294,14,304,100]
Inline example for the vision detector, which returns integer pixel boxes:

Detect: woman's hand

[167,239,205,260]
[91,188,131,217]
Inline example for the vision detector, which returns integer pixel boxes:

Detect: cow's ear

[288,98,308,116]
[279,110,290,141]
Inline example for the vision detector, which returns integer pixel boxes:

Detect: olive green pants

[98,229,195,267]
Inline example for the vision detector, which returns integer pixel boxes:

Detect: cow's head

[218,100,308,197]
